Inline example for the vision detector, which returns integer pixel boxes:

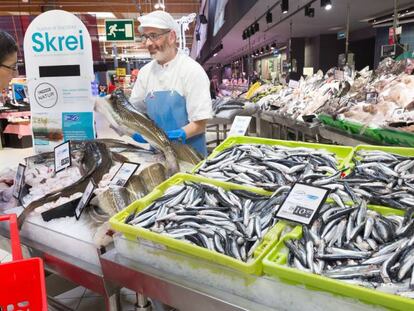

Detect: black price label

[54,141,71,173]
[13,163,26,200]
[110,162,140,187]
[276,183,330,226]
[75,179,96,220]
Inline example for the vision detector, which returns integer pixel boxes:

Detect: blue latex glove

[167,128,186,143]
[131,133,147,143]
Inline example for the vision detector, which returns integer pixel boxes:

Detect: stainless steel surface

[135,293,152,311]
[101,250,278,311]
[0,220,120,311]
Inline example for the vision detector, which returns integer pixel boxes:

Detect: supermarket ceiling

[206,0,414,66]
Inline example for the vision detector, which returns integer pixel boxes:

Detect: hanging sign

[75,179,96,220]
[105,19,135,42]
[110,162,140,187]
[54,141,71,173]
[13,164,26,200]
[228,116,252,137]
[24,10,95,153]
[276,183,330,226]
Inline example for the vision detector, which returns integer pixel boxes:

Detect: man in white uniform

[130,10,212,156]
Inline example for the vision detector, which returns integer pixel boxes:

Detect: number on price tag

[110,162,140,187]
[276,183,330,226]
[13,164,26,200]
[288,79,299,89]
[228,116,252,137]
[75,179,96,220]
[366,92,378,104]
[54,141,71,173]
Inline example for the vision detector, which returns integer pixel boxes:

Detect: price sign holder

[228,116,252,137]
[75,179,96,220]
[276,183,330,226]
[110,162,140,187]
[366,91,378,104]
[54,141,71,173]
[13,164,26,202]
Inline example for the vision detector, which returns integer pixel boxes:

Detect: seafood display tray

[375,127,414,148]
[354,144,414,160]
[192,135,355,173]
[262,205,411,311]
[110,173,285,275]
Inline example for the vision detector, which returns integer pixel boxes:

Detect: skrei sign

[32,30,84,52]
[24,10,95,153]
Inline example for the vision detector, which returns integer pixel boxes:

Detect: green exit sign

[105,19,135,41]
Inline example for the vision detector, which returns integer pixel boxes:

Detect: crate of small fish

[346,145,414,211]
[109,173,289,275]
[374,127,414,148]
[263,200,414,311]
[193,136,354,191]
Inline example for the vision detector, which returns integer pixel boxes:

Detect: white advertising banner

[24,10,95,153]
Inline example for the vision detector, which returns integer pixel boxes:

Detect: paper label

[228,116,252,137]
[54,141,71,173]
[276,183,330,225]
[288,79,299,88]
[366,92,378,104]
[334,70,344,80]
[110,162,140,187]
[75,179,95,220]
[13,164,26,200]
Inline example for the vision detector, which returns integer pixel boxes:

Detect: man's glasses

[0,64,18,72]
[139,30,170,42]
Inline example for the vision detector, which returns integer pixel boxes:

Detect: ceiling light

[254,22,260,32]
[271,43,276,49]
[260,48,264,54]
[213,53,218,57]
[321,0,332,11]
[250,25,256,35]
[87,12,116,18]
[281,0,289,14]
[266,45,270,51]
[266,10,273,24]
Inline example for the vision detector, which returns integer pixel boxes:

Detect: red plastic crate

[0,214,47,311]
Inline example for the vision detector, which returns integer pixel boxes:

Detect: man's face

[141,27,175,63]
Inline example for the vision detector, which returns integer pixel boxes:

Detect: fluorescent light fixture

[87,12,116,18]
[281,0,289,14]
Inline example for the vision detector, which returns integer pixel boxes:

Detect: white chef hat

[138,10,179,34]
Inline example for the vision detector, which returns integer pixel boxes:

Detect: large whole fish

[125,181,289,262]
[17,141,112,227]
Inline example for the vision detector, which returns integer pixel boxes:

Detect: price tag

[288,79,299,89]
[54,141,71,173]
[13,164,26,200]
[110,162,140,187]
[334,69,344,80]
[276,183,330,226]
[366,91,378,104]
[75,179,96,220]
[228,116,252,137]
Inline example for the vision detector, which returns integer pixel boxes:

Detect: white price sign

[288,79,299,89]
[13,164,26,200]
[110,162,140,187]
[75,179,95,220]
[276,183,330,225]
[54,141,71,173]
[228,116,252,137]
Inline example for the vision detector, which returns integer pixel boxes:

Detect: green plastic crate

[375,127,414,147]
[109,173,287,275]
[193,136,355,173]
[318,114,345,131]
[263,205,410,311]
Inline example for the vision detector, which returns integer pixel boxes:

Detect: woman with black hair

[0,31,18,91]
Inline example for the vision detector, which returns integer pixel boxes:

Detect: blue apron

[145,90,207,156]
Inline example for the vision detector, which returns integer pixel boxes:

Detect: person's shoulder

[178,53,205,72]
[139,60,155,76]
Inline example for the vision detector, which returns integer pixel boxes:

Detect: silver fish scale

[196,144,340,191]
[127,181,290,262]
[342,150,414,211]
[285,198,414,297]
